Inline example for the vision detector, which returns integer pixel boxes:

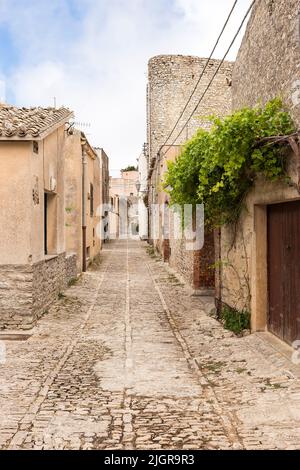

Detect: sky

[0,0,253,175]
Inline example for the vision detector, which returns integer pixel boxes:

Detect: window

[90,183,94,216]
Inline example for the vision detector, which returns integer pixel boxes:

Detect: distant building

[110,170,139,197]
[109,170,139,239]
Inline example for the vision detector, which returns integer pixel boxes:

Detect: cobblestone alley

[1,240,300,450]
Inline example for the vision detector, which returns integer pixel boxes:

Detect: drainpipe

[82,145,87,272]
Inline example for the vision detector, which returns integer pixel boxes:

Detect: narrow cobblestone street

[1,240,300,450]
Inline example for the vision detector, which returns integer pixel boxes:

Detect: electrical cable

[157,0,239,156]
[159,0,256,159]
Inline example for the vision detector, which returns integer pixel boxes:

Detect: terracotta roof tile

[0,106,73,140]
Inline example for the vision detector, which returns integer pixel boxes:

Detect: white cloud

[1,0,253,172]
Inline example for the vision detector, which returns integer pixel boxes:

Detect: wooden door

[268,201,300,345]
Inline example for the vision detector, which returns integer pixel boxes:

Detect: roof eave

[0,111,74,142]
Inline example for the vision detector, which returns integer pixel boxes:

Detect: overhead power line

[159,0,256,159]
[158,0,238,154]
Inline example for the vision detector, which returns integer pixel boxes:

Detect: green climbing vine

[164,98,296,226]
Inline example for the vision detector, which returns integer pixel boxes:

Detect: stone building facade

[147,55,233,290]
[0,105,75,329]
[64,131,103,273]
[218,0,300,346]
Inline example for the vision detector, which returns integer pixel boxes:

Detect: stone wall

[65,254,78,284]
[147,55,233,165]
[169,238,194,287]
[32,254,66,320]
[232,0,300,121]
[219,0,300,330]
[168,223,215,291]
[0,265,33,330]
[0,253,78,329]
[193,229,215,290]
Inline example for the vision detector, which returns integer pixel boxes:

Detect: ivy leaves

[164,98,295,226]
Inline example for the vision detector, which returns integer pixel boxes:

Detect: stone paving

[0,239,300,450]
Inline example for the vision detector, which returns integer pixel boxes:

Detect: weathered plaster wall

[220,165,300,312]
[30,126,66,263]
[65,132,102,271]
[0,142,32,265]
[64,131,82,271]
